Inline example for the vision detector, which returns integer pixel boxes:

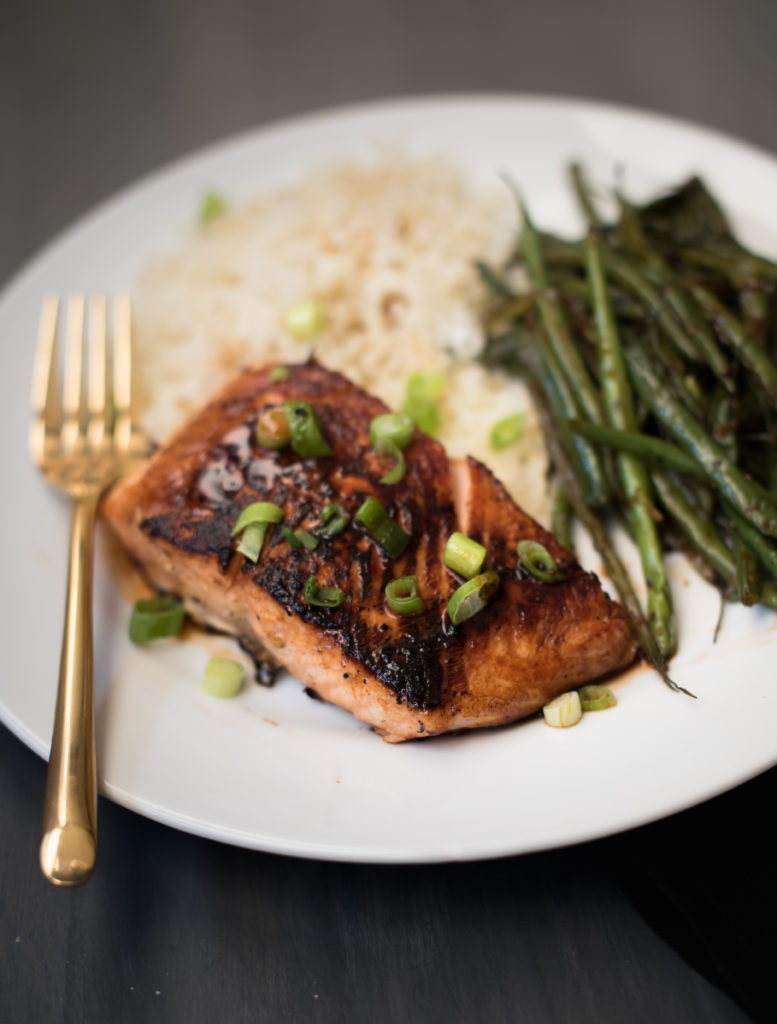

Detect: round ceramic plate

[2,95,777,862]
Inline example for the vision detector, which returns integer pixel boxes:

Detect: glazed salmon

[103,361,636,741]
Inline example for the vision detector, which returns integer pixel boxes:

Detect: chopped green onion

[282,400,333,457]
[255,406,291,450]
[370,413,415,450]
[490,412,527,451]
[355,496,386,533]
[354,497,411,558]
[269,366,291,382]
[377,438,406,485]
[320,501,350,536]
[303,576,345,608]
[285,300,326,341]
[517,539,566,583]
[237,522,269,562]
[542,691,582,728]
[129,595,186,643]
[281,525,303,549]
[401,369,446,436]
[201,656,243,698]
[294,528,319,551]
[231,502,283,563]
[369,413,415,484]
[385,575,426,616]
[198,190,228,226]
[231,502,284,537]
[578,685,617,711]
[443,532,487,579]
[446,570,500,626]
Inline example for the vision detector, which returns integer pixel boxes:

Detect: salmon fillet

[103,361,636,741]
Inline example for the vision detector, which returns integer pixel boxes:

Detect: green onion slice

[255,406,291,450]
[377,438,406,485]
[543,691,582,728]
[201,656,243,698]
[385,575,426,616]
[294,528,319,551]
[231,502,284,537]
[370,414,415,484]
[303,576,345,608]
[281,525,303,549]
[198,190,228,226]
[129,595,186,643]
[443,532,487,579]
[236,522,269,562]
[578,685,617,712]
[285,300,326,341]
[320,501,350,536]
[354,497,411,558]
[269,366,291,382]
[401,369,446,436]
[490,413,526,451]
[370,413,415,450]
[282,400,333,457]
[230,504,283,563]
[517,539,566,583]
[447,570,500,626]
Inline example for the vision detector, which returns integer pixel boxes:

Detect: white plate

[3,95,777,863]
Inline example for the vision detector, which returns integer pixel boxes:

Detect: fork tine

[112,295,133,452]
[86,296,107,450]
[61,295,86,451]
[29,295,61,464]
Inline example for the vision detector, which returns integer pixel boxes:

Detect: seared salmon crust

[103,361,636,741]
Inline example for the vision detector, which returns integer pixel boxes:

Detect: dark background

[2,2,776,1021]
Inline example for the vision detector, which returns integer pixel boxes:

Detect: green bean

[569,162,605,228]
[551,488,575,555]
[680,246,777,283]
[721,499,777,581]
[567,420,706,479]
[625,345,777,537]
[612,198,734,386]
[652,471,736,583]
[484,293,535,333]
[768,455,777,498]
[690,285,777,404]
[709,387,739,463]
[739,285,769,346]
[548,272,596,303]
[652,474,777,610]
[476,259,516,301]
[532,387,689,693]
[662,287,733,389]
[625,324,707,421]
[587,230,676,657]
[733,531,761,606]
[605,252,705,363]
[537,230,722,372]
[520,203,606,426]
[615,194,662,267]
[525,337,611,507]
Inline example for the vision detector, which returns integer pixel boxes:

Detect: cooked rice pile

[133,154,551,522]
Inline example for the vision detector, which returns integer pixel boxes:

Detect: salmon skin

[103,361,636,742]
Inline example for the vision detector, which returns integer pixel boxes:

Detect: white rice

[133,153,551,523]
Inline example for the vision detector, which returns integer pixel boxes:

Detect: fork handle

[40,491,99,886]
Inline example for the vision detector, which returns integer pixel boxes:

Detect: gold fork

[30,295,143,886]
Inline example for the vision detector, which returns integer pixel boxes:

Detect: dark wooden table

[3,3,776,1021]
